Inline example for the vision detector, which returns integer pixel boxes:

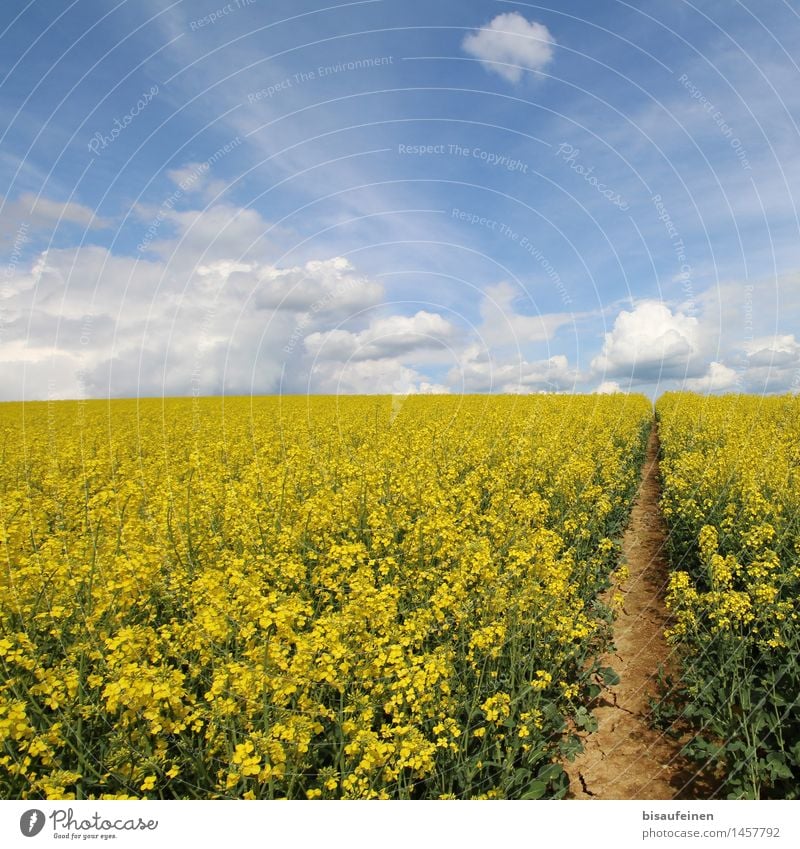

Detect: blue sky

[2,0,800,399]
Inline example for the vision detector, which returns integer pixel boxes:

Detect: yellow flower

[0,393,656,799]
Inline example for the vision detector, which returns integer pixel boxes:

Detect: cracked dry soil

[565,422,703,799]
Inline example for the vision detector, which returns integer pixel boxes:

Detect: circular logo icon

[20,810,46,837]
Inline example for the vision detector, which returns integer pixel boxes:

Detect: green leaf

[520,780,547,800]
[766,753,793,780]
[561,735,584,762]
[537,763,565,784]
[600,666,620,686]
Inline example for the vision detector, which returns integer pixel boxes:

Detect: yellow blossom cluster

[657,393,800,798]
[1,394,651,799]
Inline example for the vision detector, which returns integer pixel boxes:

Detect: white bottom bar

[1,799,797,848]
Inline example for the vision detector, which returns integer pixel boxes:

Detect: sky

[1,0,800,400]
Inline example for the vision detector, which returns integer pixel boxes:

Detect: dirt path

[565,422,700,799]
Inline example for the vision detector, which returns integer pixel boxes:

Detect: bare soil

[565,423,708,799]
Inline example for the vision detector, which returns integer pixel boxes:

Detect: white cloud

[3,211,589,398]
[738,334,800,392]
[451,346,576,393]
[164,163,234,204]
[0,202,389,399]
[166,162,210,192]
[462,13,556,83]
[303,305,578,395]
[591,300,702,383]
[4,197,589,399]
[309,358,449,395]
[682,361,740,393]
[745,334,800,367]
[139,202,278,267]
[250,257,383,315]
[13,181,800,400]
[593,380,622,394]
[0,192,110,249]
[305,310,460,362]
[479,282,578,346]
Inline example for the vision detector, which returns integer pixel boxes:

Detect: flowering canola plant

[657,393,800,799]
[1,394,651,799]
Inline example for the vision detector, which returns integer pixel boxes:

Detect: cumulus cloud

[2,194,588,399]
[137,202,279,267]
[23,188,800,401]
[0,192,110,249]
[166,162,210,192]
[593,380,623,394]
[462,13,556,83]
[250,257,383,315]
[309,358,450,395]
[450,346,576,393]
[682,361,740,393]
[745,334,800,368]
[738,334,800,392]
[164,162,233,202]
[591,300,702,383]
[0,201,389,399]
[305,310,460,362]
[300,292,586,396]
[479,282,577,346]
